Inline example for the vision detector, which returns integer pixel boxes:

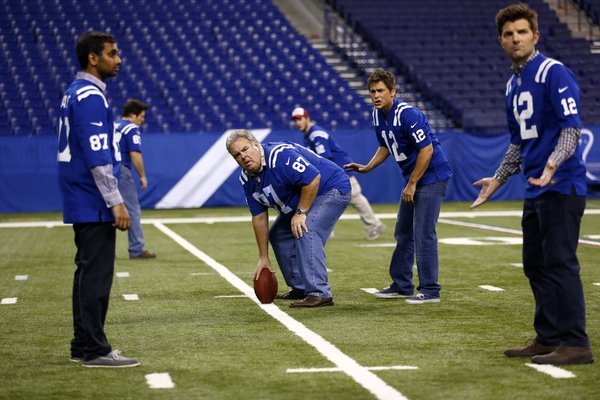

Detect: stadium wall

[1,128,599,214]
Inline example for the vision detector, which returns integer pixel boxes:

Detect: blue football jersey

[303,124,354,176]
[239,141,351,216]
[57,75,121,223]
[372,98,452,184]
[115,119,142,168]
[505,53,587,198]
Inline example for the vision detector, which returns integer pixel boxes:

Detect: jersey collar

[511,50,539,74]
[76,71,106,92]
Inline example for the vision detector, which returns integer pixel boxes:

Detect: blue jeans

[522,190,589,347]
[269,189,350,298]
[388,179,448,297]
[118,166,145,257]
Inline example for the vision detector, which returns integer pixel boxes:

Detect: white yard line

[438,218,600,247]
[15,275,28,281]
[122,294,139,301]
[287,365,419,373]
[1,297,17,304]
[116,272,130,278]
[361,288,379,294]
[145,372,175,389]
[2,208,599,228]
[479,285,505,292]
[4,210,598,248]
[525,363,576,379]
[153,221,409,400]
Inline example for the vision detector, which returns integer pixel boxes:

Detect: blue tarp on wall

[1,127,599,213]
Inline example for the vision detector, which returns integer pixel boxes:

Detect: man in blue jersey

[291,107,385,240]
[57,31,139,367]
[226,130,351,307]
[345,69,452,304]
[116,99,156,259]
[471,3,593,365]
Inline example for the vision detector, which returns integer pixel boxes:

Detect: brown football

[253,269,278,304]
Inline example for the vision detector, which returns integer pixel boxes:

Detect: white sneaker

[366,224,385,240]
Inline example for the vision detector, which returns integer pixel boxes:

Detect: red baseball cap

[291,107,309,120]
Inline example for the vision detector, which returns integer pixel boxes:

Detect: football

[253,269,278,304]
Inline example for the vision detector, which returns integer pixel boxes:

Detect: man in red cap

[292,107,385,240]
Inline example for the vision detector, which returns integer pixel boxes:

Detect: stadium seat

[328,0,600,132]
[0,0,369,135]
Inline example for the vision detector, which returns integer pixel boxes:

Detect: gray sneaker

[373,287,412,299]
[82,350,140,368]
[366,224,385,240]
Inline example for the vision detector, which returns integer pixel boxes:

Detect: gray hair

[225,129,260,152]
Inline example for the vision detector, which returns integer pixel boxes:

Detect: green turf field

[1,200,599,400]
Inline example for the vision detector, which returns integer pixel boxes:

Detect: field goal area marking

[152,221,409,400]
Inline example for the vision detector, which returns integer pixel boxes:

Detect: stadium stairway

[547,0,600,41]
[0,0,375,136]
[326,0,600,132]
[274,0,457,132]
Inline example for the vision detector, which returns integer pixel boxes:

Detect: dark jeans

[388,179,448,297]
[71,223,115,360]
[522,190,589,347]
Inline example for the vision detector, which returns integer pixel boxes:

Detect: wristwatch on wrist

[295,208,307,215]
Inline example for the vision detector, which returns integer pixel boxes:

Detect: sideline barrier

[1,128,598,213]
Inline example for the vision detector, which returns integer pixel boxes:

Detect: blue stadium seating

[574,0,600,25]
[0,0,372,135]
[328,0,600,132]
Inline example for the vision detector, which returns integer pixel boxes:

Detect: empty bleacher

[327,0,600,132]
[575,0,600,25]
[0,0,372,136]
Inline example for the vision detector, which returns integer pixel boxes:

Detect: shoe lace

[416,293,426,300]
[111,350,123,360]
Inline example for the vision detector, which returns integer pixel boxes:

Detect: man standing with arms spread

[57,31,139,367]
[345,69,452,304]
[116,99,156,259]
[226,130,351,307]
[291,107,385,240]
[471,3,593,365]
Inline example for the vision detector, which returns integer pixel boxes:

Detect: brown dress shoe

[532,345,594,365]
[289,295,334,308]
[504,339,558,357]
[130,250,156,259]
[275,290,305,300]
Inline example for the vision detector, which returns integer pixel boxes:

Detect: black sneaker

[405,293,440,304]
[373,287,412,299]
[82,350,140,368]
